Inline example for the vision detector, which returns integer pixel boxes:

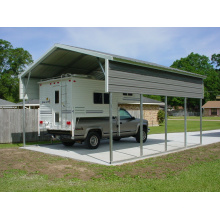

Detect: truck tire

[136,127,147,143]
[86,131,100,149]
[62,141,75,147]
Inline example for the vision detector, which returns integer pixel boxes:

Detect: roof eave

[19,45,58,78]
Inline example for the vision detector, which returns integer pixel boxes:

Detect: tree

[211,53,220,70]
[0,39,33,102]
[157,109,165,125]
[170,52,220,108]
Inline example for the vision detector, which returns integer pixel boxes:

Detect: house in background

[119,96,165,126]
[202,101,220,116]
[0,99,16,108]
[0,98,39,109]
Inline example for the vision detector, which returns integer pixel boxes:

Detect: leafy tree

[211,53,220,70]
[157,109,165,124]
[0,39,33,102]
[170,52,220,108]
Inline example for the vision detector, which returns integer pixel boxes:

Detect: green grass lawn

[168,116,220,120]
[0,118,219,192]
[0,142,219,192]
[0,140,61,149]
[150,120,220,134]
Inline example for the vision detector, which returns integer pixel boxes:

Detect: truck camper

[38,74,148,149]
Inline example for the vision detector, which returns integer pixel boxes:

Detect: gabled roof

[18,99,39,105]
[202,101,220,108]
[0,98,15,106]
[19,43,206,80]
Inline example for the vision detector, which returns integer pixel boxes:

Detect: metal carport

[19,43,206,164]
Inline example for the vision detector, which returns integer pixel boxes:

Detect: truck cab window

[55,91,59,104]
[120,109,132,120]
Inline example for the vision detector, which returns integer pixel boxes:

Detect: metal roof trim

[113,57,207,80]
[55,44,113,60]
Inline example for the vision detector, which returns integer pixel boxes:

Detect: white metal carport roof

[19,43,206,80]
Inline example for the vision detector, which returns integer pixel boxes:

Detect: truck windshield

[120,109,132,120]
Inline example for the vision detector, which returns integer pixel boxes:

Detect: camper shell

[38,74,146,145]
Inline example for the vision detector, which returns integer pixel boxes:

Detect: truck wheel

[86,132,100,149]
[62,141,75,147]
[136,127,147,143]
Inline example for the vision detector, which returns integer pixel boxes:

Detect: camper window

[55,91,59,104]
[94,93,109,104]
[123,93,133,96]
[55,112,59,123]
[94,93,103,104]
[104,93,109,104]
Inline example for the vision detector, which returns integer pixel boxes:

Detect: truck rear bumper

[47,129,85,141]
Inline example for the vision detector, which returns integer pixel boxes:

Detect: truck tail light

[66,121,71,125]
[39,121,43,124]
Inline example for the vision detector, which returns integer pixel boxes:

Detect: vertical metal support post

[22,71,31,147]
[109,92,113,164]
[165,96,168,151]
[200,98,202,145]
[140,94,143,156]
[60,75,63,129]
[184,97,187,147]
[38,107,40,136]
[105,59,109,93]
[117,107,120,137]
[23,96,26,147]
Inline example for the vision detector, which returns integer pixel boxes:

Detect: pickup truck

[48,108,149,149]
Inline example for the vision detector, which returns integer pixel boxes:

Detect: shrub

[157,109,165,124]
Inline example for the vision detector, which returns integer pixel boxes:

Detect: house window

[94,93,109,104]
[55,112,59,123]
[123,93,133,96]
[55,91,59,104]
[211,108,217,116]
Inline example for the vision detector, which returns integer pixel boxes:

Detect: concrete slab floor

[21,129,220,166]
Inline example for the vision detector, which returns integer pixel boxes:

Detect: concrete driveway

[21,129,220,165]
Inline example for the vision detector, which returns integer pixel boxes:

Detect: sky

[1,27,220,67]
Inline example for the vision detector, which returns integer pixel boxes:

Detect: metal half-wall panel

[108,61,204,98]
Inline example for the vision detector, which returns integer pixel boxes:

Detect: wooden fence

[0,109,50,143]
